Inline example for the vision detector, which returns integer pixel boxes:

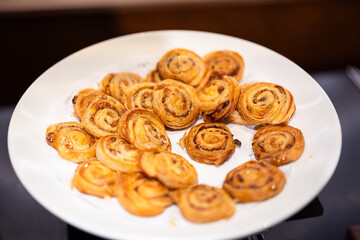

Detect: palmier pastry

[197,76,240,122]
[152,79,200,129]
[81,95,126,138]
[170,184,235,223]
[118,108,171,152]
[203,50,245,82]
[121,82,156,112]
[115,172,173,217]
[99,72,145,102]
[72,88,105,119]
[139,151,198,189]
[180,122,235,166]
[157,48,207,88]
[236,82,296,125]
[145,69,162,83]
[223,160,286,202]
[252,125,305,166]
[96,135,141,172]
[72,160,116,198]
[46,122,97,163]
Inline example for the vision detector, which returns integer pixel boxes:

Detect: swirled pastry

[223,160,286,202]
[179,122,235,166]
[96,135,141,172]
[145,68,162,83]
[197,76,240,122]
[139,151,198,189]
[236,82,296,125]
[115,172,173,217]
[152,79,200,129]
[157,48,207,88]
[225,108,254,125]
[99,72,145,102]
[118,108,171,151]
[121,82,156,112]
[72,88,105,119]
[72,160,116,198]
[46,122,97,163]
[81,95,126,138]
[203,50,245,82]
[170,184,235,223]
[252,125,305,166]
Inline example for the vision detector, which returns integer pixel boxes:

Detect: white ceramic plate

[8,30,341,240]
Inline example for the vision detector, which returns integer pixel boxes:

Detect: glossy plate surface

[8,30,341,240]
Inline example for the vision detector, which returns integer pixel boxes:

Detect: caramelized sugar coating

[198,76,240,122]
[99,72,145,102]
[180,122,235,166]
[72,160,116,198]
[121,82,157,112]
[157,48,207,88]
[252,125,305,166]
[170,184,235,223]
[203,50,245,82]
[223,160,286,202]
[115,172,173,217]
[118,108,171,152]
[139,151,198,189]
[236,82,296,125]
[96,134,141,172]
[153,79,200,129]
[81,95,126,138]
[72,88,105,119]
[46,122,97,163]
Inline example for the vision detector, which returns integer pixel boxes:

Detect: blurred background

[0,0,359,239]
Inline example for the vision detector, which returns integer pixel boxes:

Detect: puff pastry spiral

[121,82,156,112]
[72,88,105,119]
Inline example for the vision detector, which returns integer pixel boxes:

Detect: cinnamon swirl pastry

[223,160,286,202]
[236,82,296,125]
[46,122,97,163]
[72,160,116,198]
[81,95,126,138]
[145,68,162,83]
[203,50,245,82]
[157,48,207,88]
[152,79,199,129]
[179,122,235,166]
[170,184,235,223]
[118,108,171,151]
[197,76,240,122]
[99,72,145,102]
[115,172,173,217]
[121,82,156,112]
[72,88,105,119]
[252,125,305,166]
[96,135,141,172]
[139,151,198,189]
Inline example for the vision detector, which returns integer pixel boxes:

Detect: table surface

[1,68,359,240]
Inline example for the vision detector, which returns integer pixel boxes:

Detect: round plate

[8,30,341,240]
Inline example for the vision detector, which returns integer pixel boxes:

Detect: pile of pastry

[46,48,305,223]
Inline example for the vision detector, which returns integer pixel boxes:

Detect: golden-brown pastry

[115,172,173,217]
[252,125,305,166]
[139,151,198,189]
[72,160,116,198]
[72,88,105,119]
[96,134,141,172]
[157,48,207,88]
[118,108,171,151]
[223,160,286,202]
[170,184,235,223]
[81,95,126,138]
[121,82,156,112]
[203,50,245,82]
[236,82,296,125]
[99,72,145,102]
[225,108,254,125]
[197,76,240,122]
[152,79,200,129]
[46,122,97,163]
[145,68,162,83]
[179,122,235,166]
